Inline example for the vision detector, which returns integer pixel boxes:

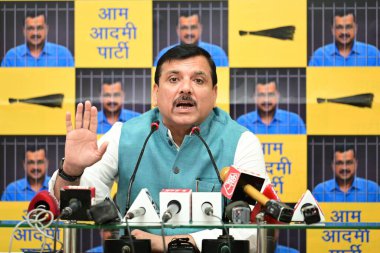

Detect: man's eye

[194,78,204,85]
[169,77,179,83]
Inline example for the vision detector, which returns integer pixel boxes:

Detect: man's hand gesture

[63,101,108,176]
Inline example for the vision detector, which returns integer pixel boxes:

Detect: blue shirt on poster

[85,245,103,253]
[312,177,380,202]
[154,41,228,66]
[97,109,141,134]
[236,108,306,134]
[275,245,299,253]
[1,41,74,67]
[1,176,51,201]
[308,41,380,66]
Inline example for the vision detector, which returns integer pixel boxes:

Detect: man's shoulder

[277,109,303,120]
[45,42,72,53]
[4,44,27,56]
[355,177,380,188]
[199,41,225,51]
[355,41,380,52]
[313,43,335,55]
[236,111,257,122]
[313,178,335,190]
[4,178,26,189]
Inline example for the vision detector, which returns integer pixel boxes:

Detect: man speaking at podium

[49,44,268,252]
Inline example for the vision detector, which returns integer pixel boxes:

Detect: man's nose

[179,79,192,93]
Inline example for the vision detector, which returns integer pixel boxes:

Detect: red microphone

[27,190,60,221]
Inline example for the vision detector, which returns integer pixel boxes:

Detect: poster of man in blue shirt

[1,11,74,67]
[309,10,379,66]
[1,146,51,201]
[236,79,306,134]
[313,145,380,202]
[97,79,141,134]
[154,11,228,67]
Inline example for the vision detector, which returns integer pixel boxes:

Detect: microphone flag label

[221,166,241,199]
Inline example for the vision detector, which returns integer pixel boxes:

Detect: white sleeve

[48,122,122,203]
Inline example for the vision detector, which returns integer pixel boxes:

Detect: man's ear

[153,83,159,107]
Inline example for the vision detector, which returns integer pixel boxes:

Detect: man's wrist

[58,158,83,182]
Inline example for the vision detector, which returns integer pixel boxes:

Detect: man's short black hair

[255,78,277,87]
[178,11,201,22]
[26,145,46,153]
[154,44,217,86]
[102,79,123,86]
[331,10,356,25]
[333,144,356,160]
[25,11,46,23]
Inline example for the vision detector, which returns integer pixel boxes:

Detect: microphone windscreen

[27,190,60,220]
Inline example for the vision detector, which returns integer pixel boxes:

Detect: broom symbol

[317,93,374,108]
[239,25,296,40]
[9,93,64,108]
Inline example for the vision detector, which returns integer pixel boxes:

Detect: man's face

[24,149,48,183]
[255,82,279,114]
[332,14,356,47]
[177,15,202,45]
[332,149,357,183]
[24,15,48,48]
[154,55,217,130]
[101,82,124,114]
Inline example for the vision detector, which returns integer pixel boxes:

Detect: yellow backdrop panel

[75,0,152,67]
[0,202,63,252]
[307,67,380,135]
[307,203,380,253]
[229,0,307,67]
[257,135,307,202]
[0,68,75,135]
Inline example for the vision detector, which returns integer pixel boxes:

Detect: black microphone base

[202,235,249,253]
[104,236,151,253]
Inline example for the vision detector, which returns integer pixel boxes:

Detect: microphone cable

[190,126,222,184]
[191,126,229,224]
[160,221,168,253]
[125,120,160,213]
[123,216,136,253]
[203,210,232,252]
[8,207,64,253]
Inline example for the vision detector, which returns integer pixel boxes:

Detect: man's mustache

[339,34,351,39]
[260,102,274,107]
[106,102,120,107]
[31,35,41,39]
[173,95,196,106]
[31,168,42,174]
[338,169,351,174]
[184,34,196,40]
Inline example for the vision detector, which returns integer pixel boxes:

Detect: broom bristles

[239,25,296,40]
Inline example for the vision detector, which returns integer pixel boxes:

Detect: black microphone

[190,126,222,184]
[201,202,214,216]
[125,120,160,213]
[61,198,82,216]
[162,200,181,223]
[125,207,146,219]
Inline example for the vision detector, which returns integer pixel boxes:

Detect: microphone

[292,190,325,224]
[125,120,160,213]
[125,207,146,219]
[192,192,222,222]
[160,189,191,223]
[27,190,60,221]
[162,200,181,223]
[124,188,160,223]
[224,200,250,223]
[201,202,213,216]
[250,183,284,224]
[220,166,293,223]
[190,126,222,184]
[61,198,82,216]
